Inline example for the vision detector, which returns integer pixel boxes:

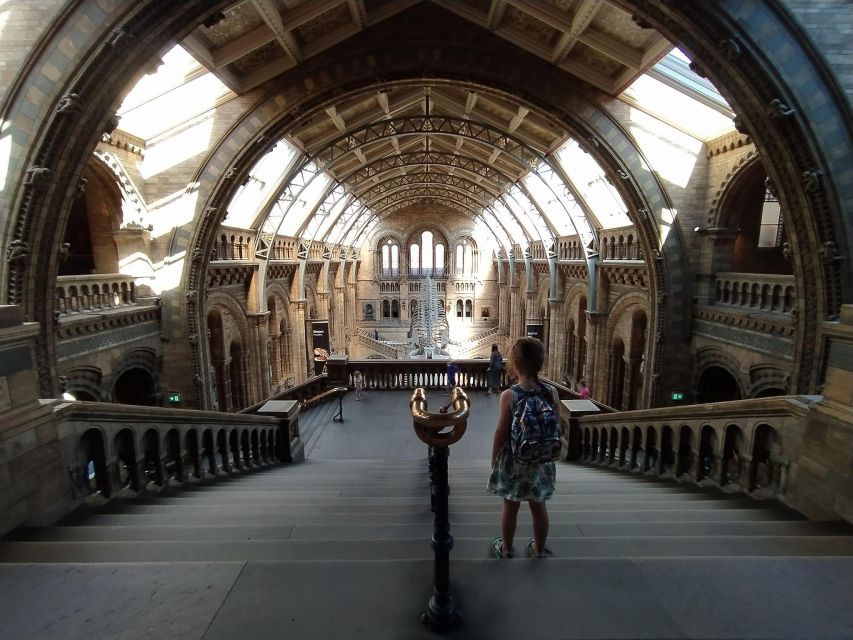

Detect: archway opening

[113,367,157,406]
[697,366,742,403]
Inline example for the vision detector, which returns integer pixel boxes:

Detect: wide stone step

[3,534,853,564]
[16,509,830,542]
[4,557,852,640]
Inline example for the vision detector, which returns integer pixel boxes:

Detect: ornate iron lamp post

[410,386,469,632]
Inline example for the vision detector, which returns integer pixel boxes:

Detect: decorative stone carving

[616,170,629,180]
[767,98,795,118]
[188,333,199,344]
[76,177,87,198]
[223,167,237,179]
[631,14,652,29]
[6,240,30,263]
[25,165,51,187]
[58,242,71,262]
[205,206,218,218]
[782,242,792,262]
[191,248,203,262]
[733,115,749,135]
[801,170,823,193]
[718,37,741,60]
[104,115,120,135]
[186,290,198,301]
[108,29,133,49]
[820,241,843,265]
[56,93,81,114]
[688,61,706,78]
[203,11,226,28]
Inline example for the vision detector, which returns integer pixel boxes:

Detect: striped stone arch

[694,346,746,398]
[605,292,652,345]
[706,151,762,229]
[1,0,850,405]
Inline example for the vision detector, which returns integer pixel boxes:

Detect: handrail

[542,377,616,413]
[301,386,347,410]
[239,374,328,414]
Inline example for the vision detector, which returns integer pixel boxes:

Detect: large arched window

[454,238,476,275]
[408,229,446,277]
[379,238,400,277]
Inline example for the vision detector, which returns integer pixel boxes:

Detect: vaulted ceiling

[176,0,676,248]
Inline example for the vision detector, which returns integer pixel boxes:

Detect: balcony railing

[55,274,138,315]
[714,272,795,313]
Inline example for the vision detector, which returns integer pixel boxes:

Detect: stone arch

[1,0,850,406]
[62,365,103,401]
[695,346,746,402]
[110,348,160,406]
[707,151,761,229]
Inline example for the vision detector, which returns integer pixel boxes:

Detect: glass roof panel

[531,162,595,245]
[556,140,631,230]
[479,211,512,250]
[489,201,527,243]
[266,164,330,236]
[505,186,552,242]
[620,49,734,141]
[222,141,296,228]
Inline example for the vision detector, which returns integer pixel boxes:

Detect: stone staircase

[2,453,853,639]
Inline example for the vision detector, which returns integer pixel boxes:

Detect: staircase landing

[2,390,852,639]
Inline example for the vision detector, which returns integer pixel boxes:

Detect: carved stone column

[547,299,564,381]
[248,313,271,400]
[585,311,605,400]
[290,301,308,383]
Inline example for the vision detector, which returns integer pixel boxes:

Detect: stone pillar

[249,313,271,400]
[585,311,605,399]
[622,357,641,410]
[290,301,308,383]
[509,286,521,339]
[0,306,72,537]
[269,335,282,385]
[547,299,564,381]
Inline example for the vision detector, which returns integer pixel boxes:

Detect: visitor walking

[487,337,559,558]
[578,379,591,400]
[353,370,365,400]
[486,343,503,394]
[446,360,459,391]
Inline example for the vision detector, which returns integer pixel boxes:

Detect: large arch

[1,0,850,410]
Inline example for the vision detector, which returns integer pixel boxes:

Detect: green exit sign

[167,392,182,404]
[671,392,685,402]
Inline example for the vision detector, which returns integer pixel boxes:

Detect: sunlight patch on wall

[629,107,701,190]
[152,251,186,294]
[140,112,215,179]
[148,186,199,240]
[118,252,156,289]
[0,121,11,197]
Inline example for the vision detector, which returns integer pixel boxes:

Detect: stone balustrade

[55,274,138,315]
[572,395,815,500]
[54,401,291,501]
[714,272,795,313]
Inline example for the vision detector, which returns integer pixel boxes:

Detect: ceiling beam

[252,0,302,62]
[552,0,602,64]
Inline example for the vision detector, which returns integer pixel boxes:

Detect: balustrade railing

[53,400,288,501]
[349,359,498,390]
[714,272,795,313]
[55,274,138,315]
[573,395,813,499]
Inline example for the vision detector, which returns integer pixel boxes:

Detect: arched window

[465,299,473,318]
[422,231,433,274]
[382,299,391,319]
[455,238,476,275]
[456,299,463,317]
[408,229,446,277]
[391,299,399,318]
[379,238,400,277]
[410,244,420,275]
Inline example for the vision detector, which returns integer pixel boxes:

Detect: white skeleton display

[408,276,450,358]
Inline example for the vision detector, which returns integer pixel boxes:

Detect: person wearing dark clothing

[486,343,503,394]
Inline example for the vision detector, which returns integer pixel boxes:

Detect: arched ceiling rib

[199,1,683,252]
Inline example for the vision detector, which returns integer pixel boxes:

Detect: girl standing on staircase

[487,337,559,559]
